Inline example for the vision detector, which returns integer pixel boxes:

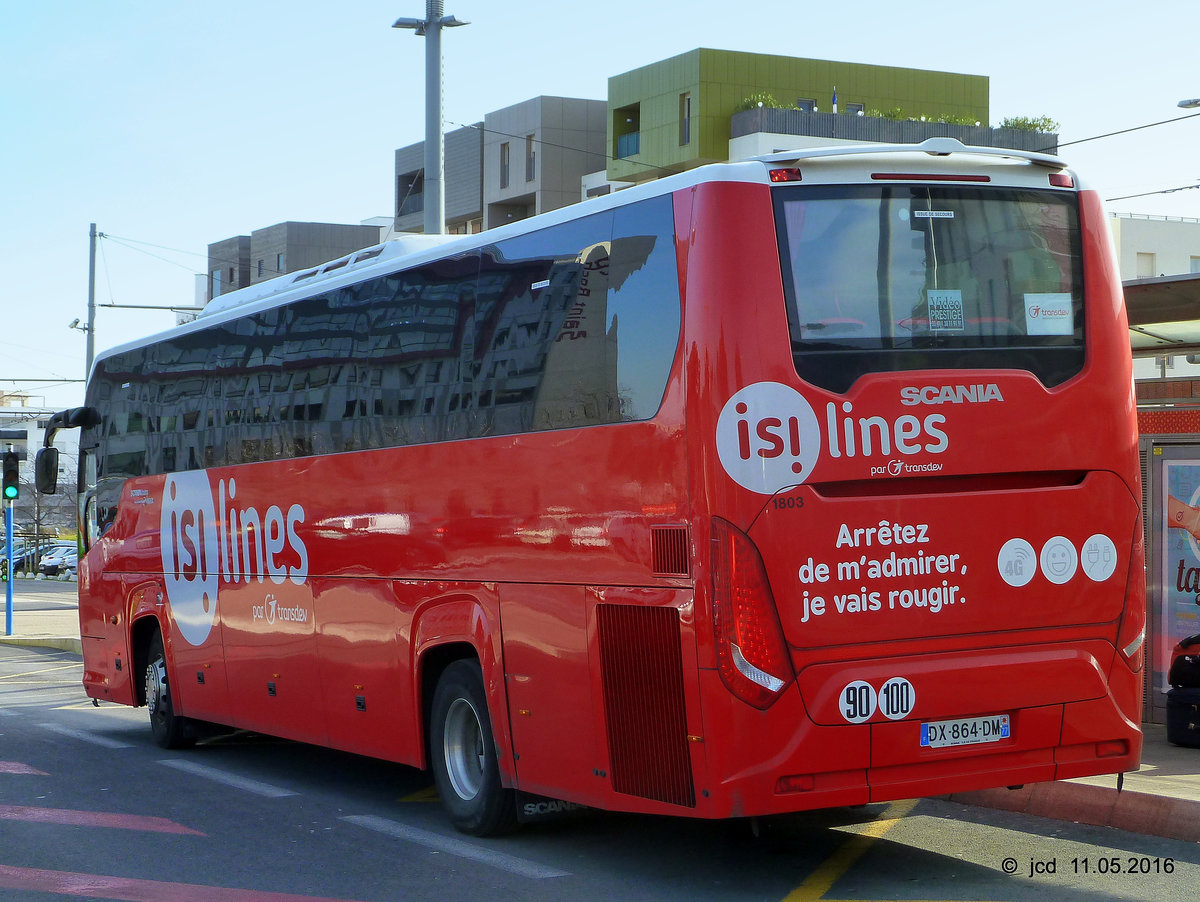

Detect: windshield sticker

[926,290,965,332]
[1024,293,1074,335]
[913,210,954,219]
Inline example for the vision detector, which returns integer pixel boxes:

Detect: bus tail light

[710,517,794,709]
[1116,545,1146,672]
[1119,622,1145,672]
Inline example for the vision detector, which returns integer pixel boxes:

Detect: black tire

[145,632,196,749]
[429,659,517,836]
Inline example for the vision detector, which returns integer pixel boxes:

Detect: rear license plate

[920,714,1010,748]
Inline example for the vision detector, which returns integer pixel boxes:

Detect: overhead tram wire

[1107,183,1200,203]
[466,111,1200,191]
[1044,110,1200,153]
[103,111,1200,279]
[102,233,290,281]
[446,120,690,179]
[1,379,85,385]
[109,125,685,284]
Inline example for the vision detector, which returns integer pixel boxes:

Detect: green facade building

[607,48,990,182]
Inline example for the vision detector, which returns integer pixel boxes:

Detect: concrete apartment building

[200,47,1198,323]
[392,49,1058,235]
[606,48,993,183]
[395,123,484,234]
[0,393,79,533]
[393,96,607,234]
[207,221,384,302]
[1112,214,1200,279]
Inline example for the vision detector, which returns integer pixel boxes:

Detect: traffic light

[2,452,18,501]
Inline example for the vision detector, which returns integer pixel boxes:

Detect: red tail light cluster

[769,167,803,182]
[710,517,794,709]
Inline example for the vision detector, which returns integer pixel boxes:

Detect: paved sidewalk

[946,723,1200,844]
[3,581,1198,843]
[0,578,81,654]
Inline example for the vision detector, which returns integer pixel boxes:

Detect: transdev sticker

[1024,293,1074,336]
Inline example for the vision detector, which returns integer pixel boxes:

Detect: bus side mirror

[35,448,59,495]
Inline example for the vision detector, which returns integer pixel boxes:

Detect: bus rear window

[773,185,1084,392]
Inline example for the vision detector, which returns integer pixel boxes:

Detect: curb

[0,636,82,655]
[947,781,1200,844]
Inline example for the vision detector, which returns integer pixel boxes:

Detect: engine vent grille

[650,525,690,577]
[597,603,695,808]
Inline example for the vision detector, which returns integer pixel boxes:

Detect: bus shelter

[1127,272,1200,723]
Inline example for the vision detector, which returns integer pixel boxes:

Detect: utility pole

[393,2,469,236]
[86,223,97,378]
[3,444,16,636]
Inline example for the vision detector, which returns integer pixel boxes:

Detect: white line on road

[342,814,570,879]
[159,759,298,798]
[37,723,133,749]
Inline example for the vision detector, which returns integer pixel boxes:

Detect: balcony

[616,131,640,159]
[398,192,424,218]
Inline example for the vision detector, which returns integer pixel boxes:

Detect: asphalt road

[5,577,78,606]
[3,643,1200,901]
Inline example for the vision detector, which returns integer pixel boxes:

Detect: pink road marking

[0,865,369,902]
[0,804,205,835]
[0,762,49,775]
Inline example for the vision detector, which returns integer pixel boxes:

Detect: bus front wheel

[145,632,196,750]
[429,659,517,836]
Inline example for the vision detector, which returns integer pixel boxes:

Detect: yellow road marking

[0,664,81,682]
[400,785,439,803]
[783,797,1007,902]
[783,799,917,902]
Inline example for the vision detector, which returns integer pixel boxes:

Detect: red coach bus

[39,137,1144,835]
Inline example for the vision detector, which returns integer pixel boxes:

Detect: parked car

[37,544,78,578]
[1,546,39,580]
[2,542,69,580]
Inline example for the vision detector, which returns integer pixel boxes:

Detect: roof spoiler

[754,137,1067,170]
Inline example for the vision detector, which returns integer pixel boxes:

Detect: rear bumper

[693,642,1142,818]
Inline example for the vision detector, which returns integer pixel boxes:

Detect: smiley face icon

[1039,536,1077,585]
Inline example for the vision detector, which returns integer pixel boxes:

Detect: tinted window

[85,196,681,481]
[773,185,1084,392]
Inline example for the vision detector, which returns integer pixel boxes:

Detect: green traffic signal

[1,451,18,501]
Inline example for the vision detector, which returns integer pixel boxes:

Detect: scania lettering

[39,138,1144,838]
[900,384,1005,405]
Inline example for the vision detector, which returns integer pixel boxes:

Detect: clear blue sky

[4,0,1198,410]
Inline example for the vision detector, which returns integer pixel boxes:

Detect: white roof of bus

[91,139,1077,375]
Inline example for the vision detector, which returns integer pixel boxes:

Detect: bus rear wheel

[429,659,517,836]
[145,632,196,749]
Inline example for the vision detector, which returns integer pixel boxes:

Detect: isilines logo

[161,472,309,646]
[717,382,956,493]
[715,382,822,494]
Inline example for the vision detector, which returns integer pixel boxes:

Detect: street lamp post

[393,2,468,236]
[1179,99,1200,109]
